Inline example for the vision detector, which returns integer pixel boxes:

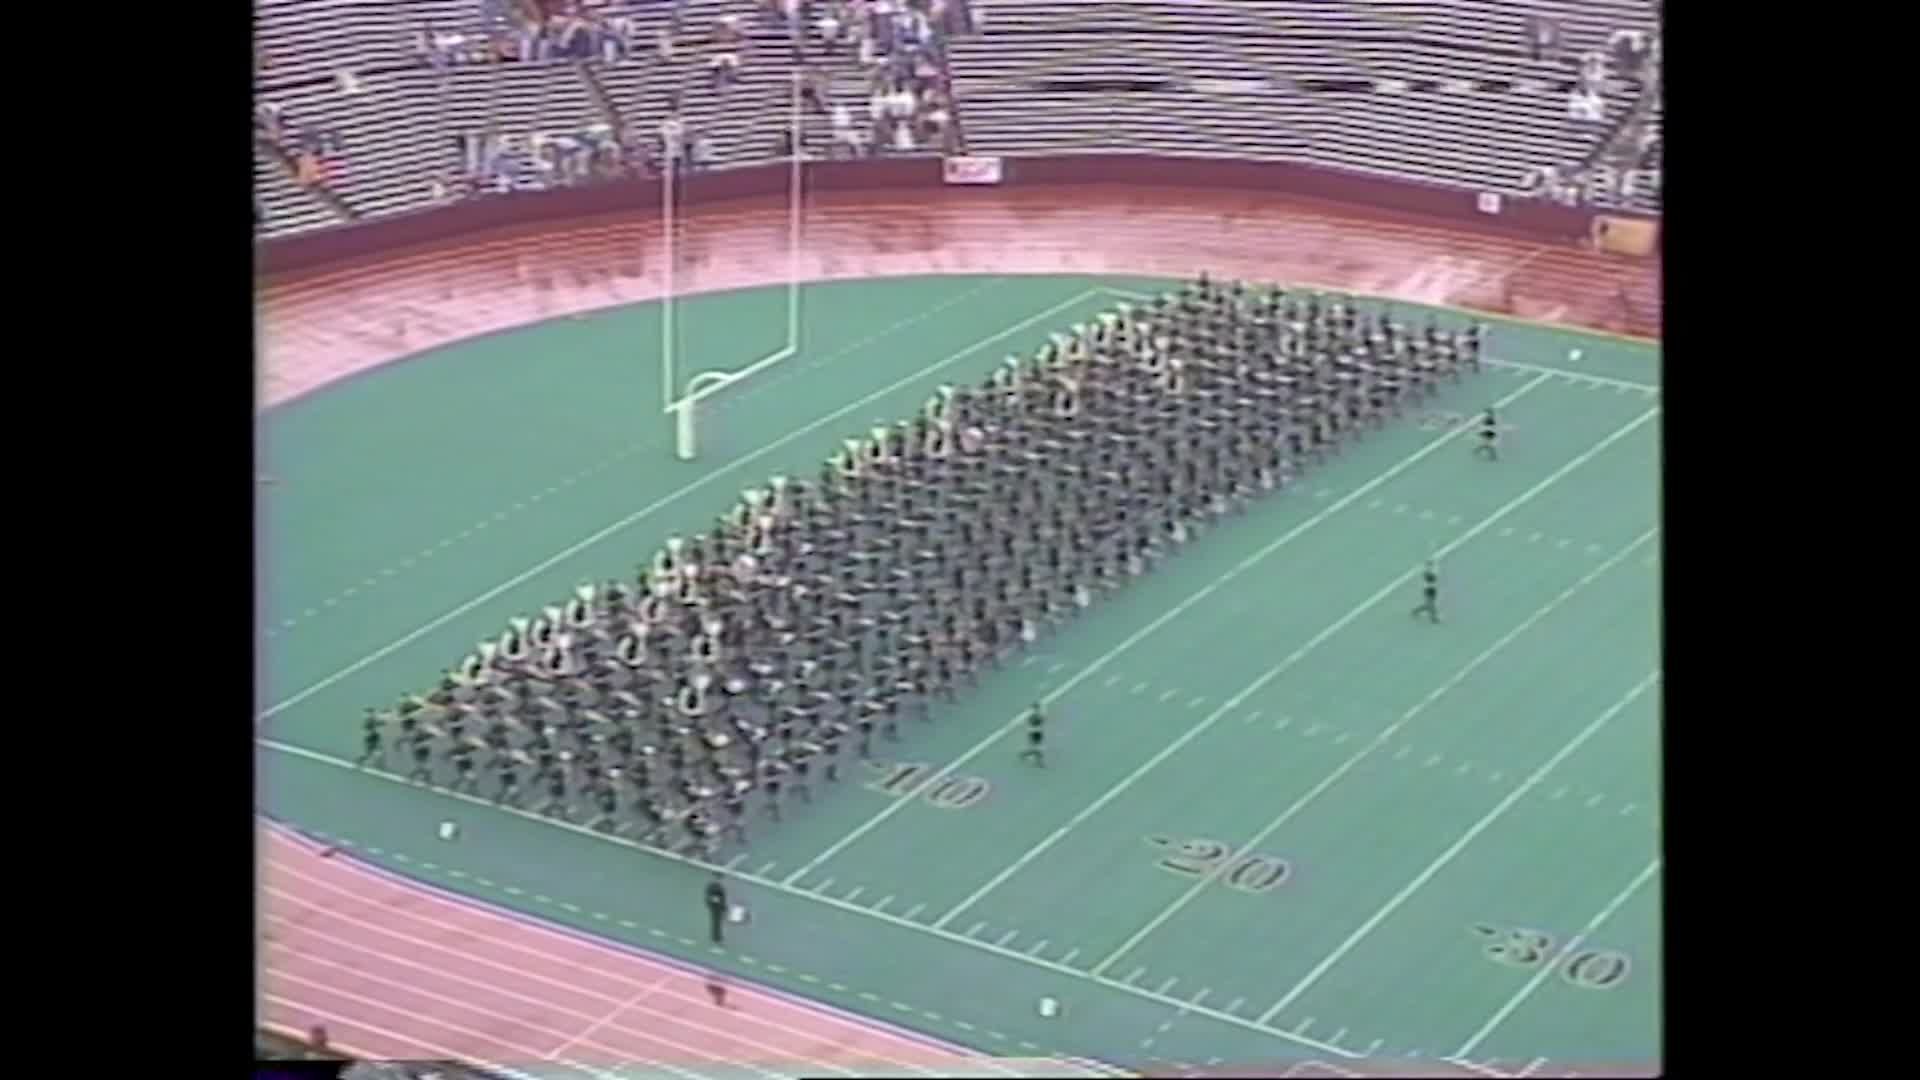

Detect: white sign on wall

[943,155,1004,185]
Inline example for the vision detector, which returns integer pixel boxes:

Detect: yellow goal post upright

[661,69,806,461]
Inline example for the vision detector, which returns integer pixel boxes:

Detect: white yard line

[1089,527,1657,975]
[1482,358,1658,394]
[259,288,1105,721]
[1257,673,1661,1023]
[792,371,1557,891]
[940,406,1658,933]
[1451,857,1662,1058]
[254,740,1361,1060]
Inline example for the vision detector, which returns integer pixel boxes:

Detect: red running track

[258,822,1013,1079]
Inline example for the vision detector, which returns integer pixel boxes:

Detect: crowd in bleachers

[252,0,1661,237]
[254,98,350,220]
[1524,16,1661,208]
[386,0,967,216]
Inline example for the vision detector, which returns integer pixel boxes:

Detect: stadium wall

[256,156,1655,279]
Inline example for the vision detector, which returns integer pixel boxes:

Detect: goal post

[661,69,806,461]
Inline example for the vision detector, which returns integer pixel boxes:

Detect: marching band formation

[358,273,1487,858]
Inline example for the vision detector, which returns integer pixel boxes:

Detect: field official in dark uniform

[705,873,729,944]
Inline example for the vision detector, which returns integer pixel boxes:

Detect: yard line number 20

[1144,835,1291,894]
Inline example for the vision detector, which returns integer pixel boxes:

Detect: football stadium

[254,2,1662,1077]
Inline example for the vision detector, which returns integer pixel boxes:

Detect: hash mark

[1499,527,1516,537]
[1244,710,1263,724]
[1047,661,1067,674]
[1587,794,1605,808]
[1028,938,1050,956]
[1424,754,1443,767]
[1295,1017,1314,1035]
[1124,967,1147,985]
[1061,948,1081,966]
[1187,697,1208,709]
[967,921,987,938]
[904,903,927,920]
[1159,688,1179,703]
[1225,997,1246,1014]
[1105,675,1122,688]
[1157,976,1180,994]
[996,929,1019,947]
[1620,803,1637,815]
[755,861,778,876]
[874,895,894,912]
[1132,682,1150,695]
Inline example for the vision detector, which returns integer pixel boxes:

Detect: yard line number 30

[1473,923,1632,989]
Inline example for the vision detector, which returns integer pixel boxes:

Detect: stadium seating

[252,0,1660,237]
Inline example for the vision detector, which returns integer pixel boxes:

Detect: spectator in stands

[255,101,285,144]
[1524,16,1558,63]
[659,109,686,170]
[817,0,849,55]
[800,65,831,114]
[920,84,953,150]
[711,15,744,91]
[600,13,631,63]
[831,101,865,157]
[690,130,716,172]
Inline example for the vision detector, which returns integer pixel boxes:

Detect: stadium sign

[943,155,1004,185]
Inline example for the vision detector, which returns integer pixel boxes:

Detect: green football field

[257,272,1662,1077]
